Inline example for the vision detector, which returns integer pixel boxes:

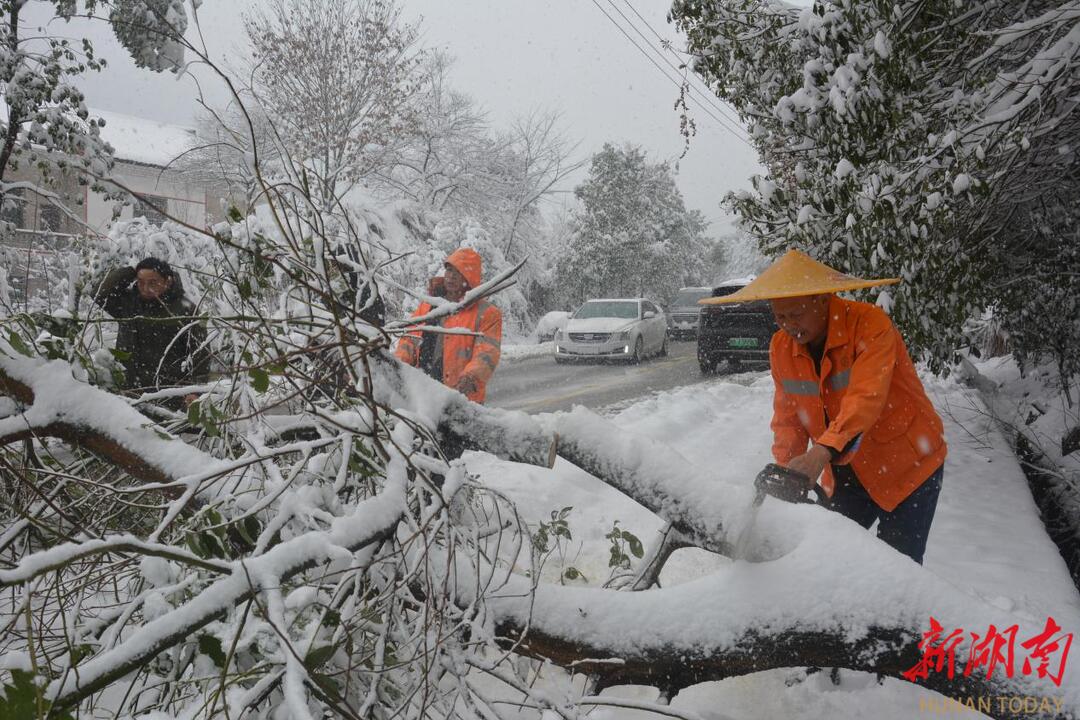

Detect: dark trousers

[820,464,944,564]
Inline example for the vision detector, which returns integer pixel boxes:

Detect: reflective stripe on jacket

[394,299,502,403]
[769,295,946,512]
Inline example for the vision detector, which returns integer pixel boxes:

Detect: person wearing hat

[395,248,502,404]
[703,249,946,563]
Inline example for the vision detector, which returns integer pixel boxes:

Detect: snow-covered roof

[93,108,197,168]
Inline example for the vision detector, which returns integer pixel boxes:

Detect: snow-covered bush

[555,143,712,307]
[533,310,570,342]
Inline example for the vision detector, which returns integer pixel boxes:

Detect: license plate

[728,337,758,348]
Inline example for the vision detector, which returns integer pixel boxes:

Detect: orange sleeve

[462,305,501,384]
[817,311,897,455]
[394,305,428,366]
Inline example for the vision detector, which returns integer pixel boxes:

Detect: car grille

[702,308,775,332]
[568,332,612,343]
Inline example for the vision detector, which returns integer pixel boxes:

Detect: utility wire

[587,0,752,147]
[616,0,747,129]
[609,0,747,132]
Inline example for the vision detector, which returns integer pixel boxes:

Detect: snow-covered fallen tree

[2,13,1077,717]
[3,342,1079,718]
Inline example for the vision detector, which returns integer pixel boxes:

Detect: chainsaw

[731,463,820,560]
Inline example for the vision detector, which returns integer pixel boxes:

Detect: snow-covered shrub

[534,310,570,342]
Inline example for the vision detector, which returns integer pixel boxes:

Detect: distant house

[2,108,226,237]
[0,109,228,304]
[88,109,227,231]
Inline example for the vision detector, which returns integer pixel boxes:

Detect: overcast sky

[25,0,763,233]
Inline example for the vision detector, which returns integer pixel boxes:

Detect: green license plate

[728,337,759,348]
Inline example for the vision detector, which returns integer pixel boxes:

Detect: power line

[586,0,752,147]
[610,0,748,132]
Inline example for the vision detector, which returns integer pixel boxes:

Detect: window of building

[135,195,168,225]
[39,203,63,233]
[1,188,26,229]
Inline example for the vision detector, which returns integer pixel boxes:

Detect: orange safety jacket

[395,299,502,404]
[770,295,947,511]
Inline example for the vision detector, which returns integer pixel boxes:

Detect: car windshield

[673,289,710,306]
[712,284,745,298]
[573,301,639,320]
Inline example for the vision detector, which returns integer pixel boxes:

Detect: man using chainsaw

[394,247,502,404]
[703,249,946,564]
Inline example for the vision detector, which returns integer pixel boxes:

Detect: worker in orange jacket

[703,250,946,563]
[395,248,502,404]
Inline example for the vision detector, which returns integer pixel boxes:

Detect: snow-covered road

[487,340,725,413]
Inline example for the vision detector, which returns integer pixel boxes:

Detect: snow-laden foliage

[671,0,1080,380]
[555,143,712,306]
[1,1,196,215]
[0,159,548,718]
[2,1,110,229]
[108,0,190,72]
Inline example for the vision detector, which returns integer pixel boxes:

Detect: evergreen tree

[557,143,710,306]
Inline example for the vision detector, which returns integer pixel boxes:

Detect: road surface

[487,340,719,413]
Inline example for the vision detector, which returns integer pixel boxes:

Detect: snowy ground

[500,340,554,362]
[970,355,1080,478]
[464,369,1080,719]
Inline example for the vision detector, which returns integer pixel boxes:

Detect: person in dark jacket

[93,257,209,408]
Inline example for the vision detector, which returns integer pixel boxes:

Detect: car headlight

[616,331,630,340]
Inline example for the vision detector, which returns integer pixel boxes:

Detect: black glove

[755,463,815,504]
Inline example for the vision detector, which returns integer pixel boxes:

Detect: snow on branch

[486,550,1080,719]
[46,477,407,711]
[0,351,225,485]
[541,407,747,555]
[368,352,557,467]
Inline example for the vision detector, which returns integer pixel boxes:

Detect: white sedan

[554,298,668,363]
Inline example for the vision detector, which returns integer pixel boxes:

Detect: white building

[88,109,224,231]
[1,109,228,303]
[2,108,226,240]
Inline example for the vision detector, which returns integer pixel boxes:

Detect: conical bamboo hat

[699,249,900,305]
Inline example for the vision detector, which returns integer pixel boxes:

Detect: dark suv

[696,283,779,373]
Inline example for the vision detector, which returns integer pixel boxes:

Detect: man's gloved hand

[455,374,478,397]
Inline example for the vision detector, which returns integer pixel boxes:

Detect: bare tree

[244,0,425,205]
[496,110,583,258]
[379,52,582,259]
